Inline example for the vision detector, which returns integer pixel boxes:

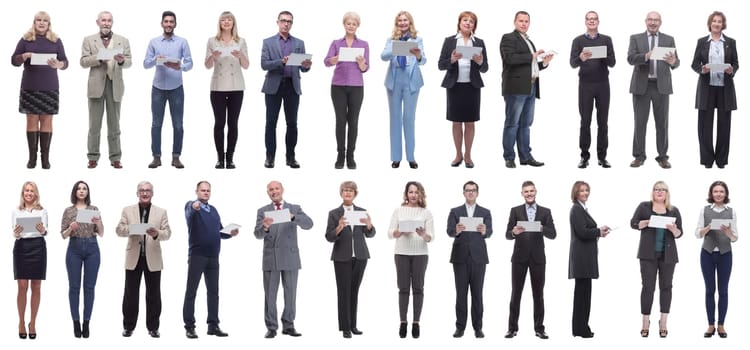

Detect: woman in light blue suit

[381,11,425,169]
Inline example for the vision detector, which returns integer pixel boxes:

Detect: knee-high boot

[26,131,38,168]
[39,132,52,169]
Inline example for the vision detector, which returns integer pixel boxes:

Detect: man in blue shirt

[144,11,193,169]
[183,181,238,339]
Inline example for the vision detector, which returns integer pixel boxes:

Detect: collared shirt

[144,34,193,90]
[694,203,738,241]
[139,203,152,255]
[525,203,537,221]
[454,32,475,83]
[465,203,476,218]
[647,32,659,79]
[519,32,540,80]
[325,36,369,87]
[707,34,726,86]
[577,201,588,211]
[343,205,355,257]
[278,34,294,77]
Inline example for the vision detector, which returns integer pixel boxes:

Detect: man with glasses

[115,181,171,338]
[447,181,493,338]
[261,11,312,169]
[570,11,616,169]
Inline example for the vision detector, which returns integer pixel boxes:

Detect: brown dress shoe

[630,159,644,167]
[657,159,671,169]
[111,161,123,169]
[87,160,98,169]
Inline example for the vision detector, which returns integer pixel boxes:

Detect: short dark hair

[463,180,478,192]
[196,180,211,190]
[521,180,535,188]
[70,180,92,206]
[278,10,293,20]
[707,181,730,204]
[515,11,530,21]
[162,10,176,22]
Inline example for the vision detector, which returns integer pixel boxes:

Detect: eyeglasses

[279,19,293,24]
[138,189,153,193]
[463,189,477,193]
[586,17,599,21]
[653,188,668,192]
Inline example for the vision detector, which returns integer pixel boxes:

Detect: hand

[146,227,158,238]
[471,53,483,65]
[720,224,733,237]
[645,51,652,61]
[22,52,33,61]
[638,219,649,230]
[192,200,201,210]
[664,52,677,66]
[337,215,348,233]
[579,49,592,62]
[13,224,23,238]
[409,47,422,60]
[91,216,101,225]
[701,65,711,74]
[69,222,80,232]
[301,58,312,68]
[392,229,402,238]
[600,225,611,237]
[356,55,367,71]
[665,223,681,237]
[329,55,339,65]
[542,52,554,65]
[113,53,125,64]
[47,57,64,69]
[511,225,525,236]
[450,49,462,64]
[699,224,711,237]
[455,222,465,235]
[164,61,181,70]
[282,55,289,65]
[477,223,487,235]
[359,213,372,228]
[35,222,46,234]
[262,216,274,231]
[230,228,239,236]
[725,66,734,74]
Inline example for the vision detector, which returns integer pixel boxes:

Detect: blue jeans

[65,237,101,321]
[701,250,732,325]
[183,255,220,330]
[151,85,184,157]
[387,70,420,162]
[502,83,537,161]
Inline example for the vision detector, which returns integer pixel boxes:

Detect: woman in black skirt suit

[12,181,48,339]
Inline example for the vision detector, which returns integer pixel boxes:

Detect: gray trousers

[639,258,676,315]
[632,81,669,161]
[395,254,428,322]
[263,269,298,330]
[88,78,122,162]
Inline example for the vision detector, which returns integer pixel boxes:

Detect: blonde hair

[391,11,417,40]
[19,181,43,211]
[651,180,673,210]
[342,12,360,26]
[23,11,58,42]
[214,11,240,43]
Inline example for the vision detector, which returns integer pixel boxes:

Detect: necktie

[275,203,282,210]
[649,34,656,77]
[140,207,147,256]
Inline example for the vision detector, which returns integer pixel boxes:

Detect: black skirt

[446,83,481,122]
[13,237,47,280]
[19,90,59,115]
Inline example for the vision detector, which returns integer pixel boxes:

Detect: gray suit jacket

[254,202,313,271]
[627,31,679,95]
[115,204,171,271]
[261,33,310,95]
[80,33,132,101]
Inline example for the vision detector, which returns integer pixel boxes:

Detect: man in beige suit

[80,11,132,169]
[115,181,171,338]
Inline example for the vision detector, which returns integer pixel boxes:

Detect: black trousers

[453,262,485,331]
[122,254,162,331]
[572,278,592,336]
[640,257,676,314]
[334,258,367,331]
[210,91,244,156]
[331,85,364,153]
[698,86,732,167]
[508,262,545,332]
[578,81,610,161]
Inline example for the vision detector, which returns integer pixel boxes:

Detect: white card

[706,63,731,73]
[455,45,481,58]
[287,53,312,66]
[584,46,607,59]
[96,47,123,60]
[220,223,241,234]
[156,57,181,65]
[76,209,101,223]
[651,46,676,60]
[217,46,240,57]
[710,219,732,230]
[392,40,417,56]
[344,210,368,226]
[30,53,56,65]
[647,215,676,229]
[459,216,483,232]
[128,223,154,235]
[516,220,542,232]
[398,220,424,233]
[338,47,364,62]
[264,208,291,224]
[16,216,42,237]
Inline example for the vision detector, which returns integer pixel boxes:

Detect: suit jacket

[80,33,132,101]
[437,35,488,89]
[627,31,680,95]
[115,204,171,271]
[325,205,376,261]
[568,202,600,279]
[691,35,738,110]
[500,30,547,98]
[630,201,682,263]
[505,204,556,265]
[254,202,314,271]
[381,36,426,93]
[261,33,310,95]
[447,204,493,264]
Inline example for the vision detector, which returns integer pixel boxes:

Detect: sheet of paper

[16,216,43,237]
[76,209,100,223]
[706,63,731,73]
[264,208,291,224]
[455,45,481,58]
[517,220,542,232]
[156,57,181,66]
[537,50,558,61]
[647,215,676,229]
[128,223,154,235]
[651,46,676,60]
[584,46,607,59]
[220,223,241,234]
[217,46,240,57]
[30,53,56,65]
[710,219,732,230]
[459,216,483,232]
[392,40,417,56]
[344,210,368,226]
[398,220,424,233]
[287,53,312,66]
[338,47,365,62]
[96,48,123,60]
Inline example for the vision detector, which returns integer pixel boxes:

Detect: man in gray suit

[80,11,131,169]
[254,181,313,338]
[261,10,312,169]
[627,11,679,169]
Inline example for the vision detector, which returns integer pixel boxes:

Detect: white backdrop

[2,1,748,349]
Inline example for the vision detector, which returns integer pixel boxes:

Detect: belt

[281,77,292,83]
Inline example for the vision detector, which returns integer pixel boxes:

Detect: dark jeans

[701,250,732,325]
[331,85,364,153]
[210,90,244,156]
[264,80,299,160]
[151,85,184,157]
[395,254,428,322]
[123,254,162,331]
[66,237,101,321]
[182,255,220,330]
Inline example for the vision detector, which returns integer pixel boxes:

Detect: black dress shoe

[535,331,549,339]
[264,159,275,168]
[399,322,407,338]
[351,328,363,335]
[576,332,594,338]
[186,328,198,339]
[453,329,464,338]
[475,329,485,338]
[505,159,516,168]
[282,328,302,337]
[409,161,418,169]
[343,331,352,338]
[149,330,160,338]
[465,161,474,168]
[391,161,400,168]
[450,158,463,167]
[578,159,589,168]
[504,330,517,338]
[520,158,544,167]
[286,159,300,168]
[207,327,228,337]
[598,159,611,168]
[122,329,133,337]
[215,160,225,169]
[411,323,420,338]
[264,329,277,338]
[718,330,727,338]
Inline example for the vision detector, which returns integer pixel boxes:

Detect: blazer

[325,205,376,261]
[261,33,310,95]
[500,30,547,98]
[505,204,556,265]
[80,33,132,101]
[115,204,171,271]
[630,201,682,263]
[627,31,680,95]
[568,202,600,279]
[447,204,493,264]
[437,35,488,89]
[691,35,738,110]
[381,36,426,93]
[253,202,314,271]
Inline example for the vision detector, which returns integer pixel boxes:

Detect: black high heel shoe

[704,326,716,338]
[640,320,650,338]
[19,333,27,339]
[28,323,36,339]
[659,320,668,338]
[450,157,463,167]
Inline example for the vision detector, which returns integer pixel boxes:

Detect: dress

[12,208,49,280]
[11,35,67,114]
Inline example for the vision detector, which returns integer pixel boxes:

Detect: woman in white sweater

[388,181,434,338]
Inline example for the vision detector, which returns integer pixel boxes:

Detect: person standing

[569,11,615,169]
[691,11,739,169]
[80,11,131,169]
[254,181,313,338]
[627,11,679,169]
[144,10,193,169]
[115,181,171,338]
[261,11,312,169]
[12,11,68,169]
[504,181,556,339]
[182,181,239,339]
[500,11,553,168]
[447,180,492,338]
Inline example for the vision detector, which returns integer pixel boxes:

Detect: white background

[2,1,748,349]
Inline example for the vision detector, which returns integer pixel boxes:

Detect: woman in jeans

[60,180,103,338]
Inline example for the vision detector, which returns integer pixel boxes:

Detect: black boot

[225,152,235,169]
[215,152,225,169]
[335,150,345,169]
[82,320,90,338]
[26,131,38,168]
[39,132,52,169]
[73,321,82,338]
[346,150,356,169]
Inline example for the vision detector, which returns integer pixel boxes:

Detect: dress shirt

[324,36,369,86]
[520,33,540,80]
[454,32,476,83]
[144,34,193,90]
[525,203,537,222]
[60,206,100,238]
[707,35,726,86]
[694,204,738,244]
